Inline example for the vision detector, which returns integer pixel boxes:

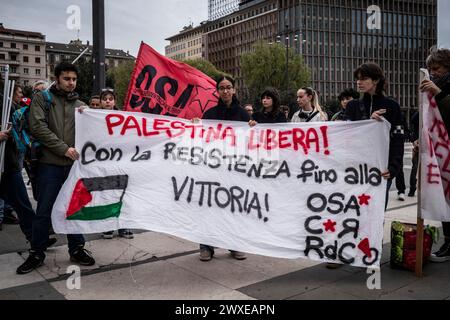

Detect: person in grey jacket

[17,62,96,274]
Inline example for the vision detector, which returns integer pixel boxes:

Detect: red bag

[390,222,438,271]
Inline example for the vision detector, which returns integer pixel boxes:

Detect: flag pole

[415,69,428,278]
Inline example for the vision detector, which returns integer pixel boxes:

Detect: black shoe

[48,227,56,236]
[70,246,95,266]
[102,231,114,239]
[16,252,45,275]
[429,242,450,263]
[408,190,416,197]
[199,248,213,261]
[0,220,3,231]
[118,229,134,239]
[44,238,57,251]
[3,214,19,225]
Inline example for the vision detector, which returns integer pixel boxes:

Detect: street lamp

[275,27,305,96]
[275,31,290,95]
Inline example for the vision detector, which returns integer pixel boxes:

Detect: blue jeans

[18,152,25,172]
[31,164,85,257]
[0,197,14,220]
[0,171,34,241]
[0,198,5,221]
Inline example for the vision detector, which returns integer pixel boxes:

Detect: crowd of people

[0,46,449,275]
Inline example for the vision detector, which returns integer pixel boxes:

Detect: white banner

[52,109,390,268]
[421,92,450,222]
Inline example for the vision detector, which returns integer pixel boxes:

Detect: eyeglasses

[101,88,115,93]
[218,86,233,92]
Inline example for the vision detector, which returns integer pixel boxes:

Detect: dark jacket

[252,110,287,124]
[435,76,450,134]
[344,93,404,178]
[202,97,250,122]
[0,102,20,173]
[29,86,85,167]
[331,110,345,121]
[410,111,419,142]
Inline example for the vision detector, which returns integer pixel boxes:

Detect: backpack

[11,90,53,200]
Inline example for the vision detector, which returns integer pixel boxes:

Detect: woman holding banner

[420,46,450,263]
[249,87,287,125]
[199,75,249,262]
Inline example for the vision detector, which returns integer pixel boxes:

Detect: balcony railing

[0,46,20,53]
[0,59,20,65]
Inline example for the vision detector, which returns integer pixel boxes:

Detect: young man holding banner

[344,62,404,207]
[16,62,96,274]
[199,75,249,262]
[420,47,450,262]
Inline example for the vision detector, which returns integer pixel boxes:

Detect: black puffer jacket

[434,74,450,133]
[202,97,250,122]
[344,93,404,178]
[252,111,287,124]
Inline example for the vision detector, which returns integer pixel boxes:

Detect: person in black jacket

[202,76,250,123]
[199,75,248,262]
[420,46,450,263]
[332,88,360,121]
[250,88,287,125]
[344,62,404,208]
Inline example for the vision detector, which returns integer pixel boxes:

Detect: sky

[0,0,449,57]
[0,0,209,56]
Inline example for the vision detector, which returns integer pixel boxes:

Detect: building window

[23,56,29,63]
[24,68,29,74]
[11,66,17,73]
[0,42,3,47]
[11,43,16,48]
[0,54,5,60]
[24,80,29,86]
[10,54,17,61]
[35,57,41,64]
[23,44,28,50]
[36,69,41,75]
[35,45,41,52]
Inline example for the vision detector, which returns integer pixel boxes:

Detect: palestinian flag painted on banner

[66,175,129,221]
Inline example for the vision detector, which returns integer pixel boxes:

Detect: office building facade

[203,0,279,93]
[0,23,46,87]
[46,40,134,82]
[165,24,206,60]
[208,0,240,21]
[278,0,437,111]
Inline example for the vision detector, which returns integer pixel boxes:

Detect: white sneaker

[398,193,405,201]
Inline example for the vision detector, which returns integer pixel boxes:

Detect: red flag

[124,42,219,119]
